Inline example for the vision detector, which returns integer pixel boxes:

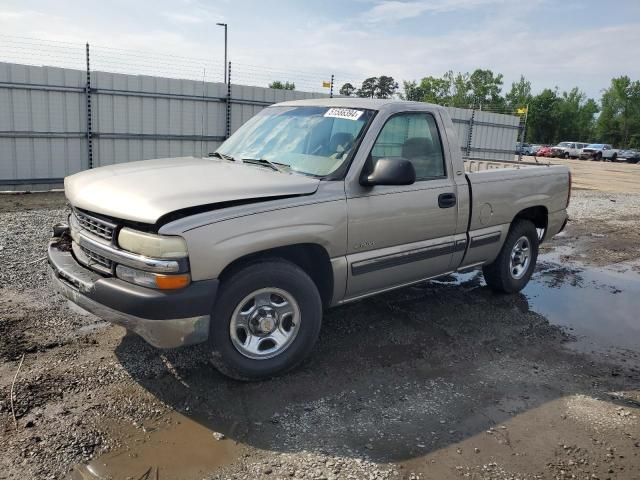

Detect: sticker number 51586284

[323,108,364,121]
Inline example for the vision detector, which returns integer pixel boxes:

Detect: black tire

[208,259,322,381]
[611,154,617,162]
[563,152,570,159]
[595,152,602,161]
[482,219,539,293]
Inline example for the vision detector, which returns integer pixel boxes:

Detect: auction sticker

[324,108,364,121]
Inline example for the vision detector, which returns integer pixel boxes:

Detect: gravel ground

[567,190,640,222]
[0,190,639,480]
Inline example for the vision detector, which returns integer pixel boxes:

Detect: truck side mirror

[360,158,416,186]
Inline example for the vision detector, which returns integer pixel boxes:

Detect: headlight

[116,265,191,290]
[118,228,188,258]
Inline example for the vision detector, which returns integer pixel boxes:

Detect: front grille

[80,245,113,269]
[74,210,116,241]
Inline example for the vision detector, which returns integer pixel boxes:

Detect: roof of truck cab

[274,97,441,112]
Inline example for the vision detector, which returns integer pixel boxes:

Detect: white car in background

[551,142,588,159]
[580,144,618,161]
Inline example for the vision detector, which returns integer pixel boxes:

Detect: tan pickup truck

[48,99,570,380]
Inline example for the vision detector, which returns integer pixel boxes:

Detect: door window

[371,113,446,180]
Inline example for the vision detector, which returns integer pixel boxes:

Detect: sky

[1,0,640,99]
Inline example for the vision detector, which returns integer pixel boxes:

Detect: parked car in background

[551,142,588,159]
[580,144,618,161]
[618,149,640,163]
[536,146,554,157]
[515,143,534,155]
[530,144,543,155]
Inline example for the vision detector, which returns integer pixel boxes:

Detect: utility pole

[216,23,228,84]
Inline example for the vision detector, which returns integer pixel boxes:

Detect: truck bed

[463,158,569,234]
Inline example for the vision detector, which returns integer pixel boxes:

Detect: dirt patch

[548,190,640,267]
[544,157,640,195]
[0,191,66,213]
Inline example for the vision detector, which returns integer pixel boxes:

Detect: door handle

[438,192,456,208]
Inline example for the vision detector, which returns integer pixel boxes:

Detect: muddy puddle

[67,412,243,479]
[525,257,640,353]
[449,250,640,353]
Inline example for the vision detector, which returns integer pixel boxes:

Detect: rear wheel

[483,219,539,293]
[208,259,323,380]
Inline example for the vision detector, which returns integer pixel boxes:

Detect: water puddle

[524,256,640,353]
[444,251,640,353]
[67,412,243,479]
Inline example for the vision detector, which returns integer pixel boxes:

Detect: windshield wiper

[208,151,236,162]
[242,158,289,174]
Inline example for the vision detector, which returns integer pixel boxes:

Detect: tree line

[324,71,639,148]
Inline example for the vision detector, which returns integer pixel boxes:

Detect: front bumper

[48,231,217,349]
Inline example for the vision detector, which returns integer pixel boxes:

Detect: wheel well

[218,244,334,308]
[513,206,548,231]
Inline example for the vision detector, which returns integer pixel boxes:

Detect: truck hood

[65,157,320,224]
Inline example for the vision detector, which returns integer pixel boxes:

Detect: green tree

[505,75,532,111]
[339,83,355,96]
[357,77,378,98]
[269,80,296,90]
[402,69,502,108]
[556,88,598,141]
[597,76,640,147]
[356,76,399,99]
[524,87,598,144]
[526,88,561,144]
[401,80,423,101]
[377,76,399,99]
[468,69,504,109]
[405,76,451,104]
[443,71,472,107]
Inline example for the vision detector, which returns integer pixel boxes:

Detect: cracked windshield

[217,106,374,176]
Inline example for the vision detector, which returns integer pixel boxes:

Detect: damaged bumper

[47,228,217,349]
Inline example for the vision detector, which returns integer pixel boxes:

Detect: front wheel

[208,259,323,380]
[482,219,539,293]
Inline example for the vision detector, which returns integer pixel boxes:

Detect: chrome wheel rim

[230,288,301,360]
[509,236,531,280]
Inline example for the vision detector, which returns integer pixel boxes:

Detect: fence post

[465,106,475,158]
[518,105,529,162]
[85,42,94,169]
[330,74,334,98]
[226,61,232,139]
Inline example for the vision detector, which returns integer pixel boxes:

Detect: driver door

[344,111,460,299]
